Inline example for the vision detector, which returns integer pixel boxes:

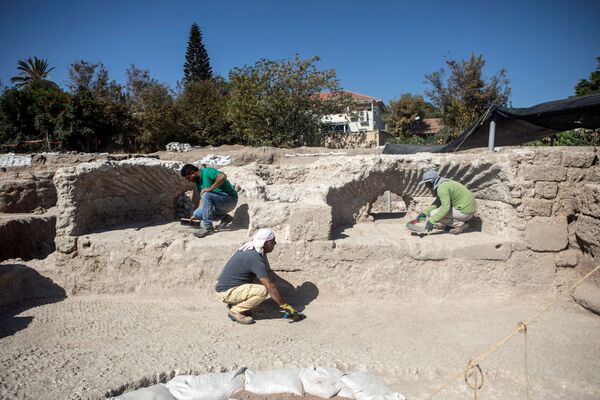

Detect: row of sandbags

[114,367,406,400]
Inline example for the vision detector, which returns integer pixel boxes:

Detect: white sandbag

[115,384,177,400]
[165,369,245,400]
[339,372,406,400]
[244,368,304,396]
[299,367,346,398]
[337,384,355,399]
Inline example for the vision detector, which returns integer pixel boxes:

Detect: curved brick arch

[54,159,190,252]
[325,159,506,228]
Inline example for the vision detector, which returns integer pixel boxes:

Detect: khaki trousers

[430,207,473,229]
[216,284,268,313]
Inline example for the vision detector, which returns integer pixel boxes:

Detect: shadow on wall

[325,161,504,231]
[252,271,319,321]
[0,264,66,339]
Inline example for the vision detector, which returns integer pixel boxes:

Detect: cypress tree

[183,23,212,84]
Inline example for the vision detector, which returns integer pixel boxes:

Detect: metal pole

[488,120,496,151]
[387,190,392,212]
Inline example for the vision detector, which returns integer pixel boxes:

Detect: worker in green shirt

[414,170,476,234]
[181,163,238,238]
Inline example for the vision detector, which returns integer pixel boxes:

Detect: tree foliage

[384,93,438,141]
[177,78,232,146]
[0,80,68,147]
[425,53,511,139]
[183,23,212,84]
[56,61,134,151]
[127,65,181,151]
[226,55,349,147]
[575,56,600,97]
[10,57,56,88]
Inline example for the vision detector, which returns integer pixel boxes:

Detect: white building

[320,91,386,133]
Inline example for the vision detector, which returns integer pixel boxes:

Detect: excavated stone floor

[1,146,600,400]
[2,217,600,399]
[1,295,599,400]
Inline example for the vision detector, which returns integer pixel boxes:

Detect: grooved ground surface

[1,295,599,400]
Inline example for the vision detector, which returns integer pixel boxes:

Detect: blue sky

[1,0,598,107]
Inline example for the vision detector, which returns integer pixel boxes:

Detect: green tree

[183,23,212,84]
[425,53,511,139]
[177,77,232,145]
[226,55,350,147]
[56,61,134,152]
[10,57,56,88]
[384,93,439,141]
[575,56,600,97]
[127,65,181,151]
[0,80,68,148]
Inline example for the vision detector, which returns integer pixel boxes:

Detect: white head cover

[239,228,276,255]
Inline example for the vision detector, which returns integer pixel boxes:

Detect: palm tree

[10,57,55,88]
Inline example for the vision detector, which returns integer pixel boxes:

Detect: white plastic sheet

[339,372,406,400]
[115,383,177,400]
[244,368,304,396]
[299,367,346,398]
[165,369,245,400]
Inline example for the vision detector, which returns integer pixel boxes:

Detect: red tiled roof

[318,90,382,102]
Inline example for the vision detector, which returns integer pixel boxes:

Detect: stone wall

[38,147,600,302]
[53,158,191,253]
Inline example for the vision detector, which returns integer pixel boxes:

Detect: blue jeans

[193,192,238,228]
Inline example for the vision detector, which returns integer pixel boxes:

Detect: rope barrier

[426,263,600,400]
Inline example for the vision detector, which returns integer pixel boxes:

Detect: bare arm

[258,276,285,305]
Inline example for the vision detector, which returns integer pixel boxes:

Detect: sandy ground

[1,294,599,400]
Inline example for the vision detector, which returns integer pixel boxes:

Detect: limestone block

[562,151,596,168]
[521,166,566,182]
[575,215,600,257]
[579,184,600,218]
[522,198,552,217]
[584,167,600,183]
[288,204,332,241]
[247,202,291,235]
[521,181,534,190]
[567,168,585,183]
[534,182,558,199]
[534,149,562,166]
[406,234,511,261]
[526,216,568,251]
[555,249,579,267]
[573,281,600,315]
[552,198,575,216]
[56,235,78,254]
[508,251,556,291]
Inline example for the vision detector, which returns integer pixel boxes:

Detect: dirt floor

[1,146,600,399]
[1,294,599,400]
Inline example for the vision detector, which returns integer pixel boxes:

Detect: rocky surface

[1,295,599,400]
[0,145,599,400]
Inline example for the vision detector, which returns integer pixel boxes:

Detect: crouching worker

[215,228,303,325]
[413,170,476,234]
[181,163,238,238]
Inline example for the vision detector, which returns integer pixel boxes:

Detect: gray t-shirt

[215,249,269,292]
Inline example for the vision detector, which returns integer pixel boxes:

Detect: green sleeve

[423,198,440,216]
[429,186,451,224]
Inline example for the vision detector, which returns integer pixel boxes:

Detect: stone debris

[0,152,32,167]
[199,154,233,165]
[166,142,193,152]
[284,151,347,157]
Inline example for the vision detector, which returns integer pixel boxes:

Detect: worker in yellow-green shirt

[415,169,476,234]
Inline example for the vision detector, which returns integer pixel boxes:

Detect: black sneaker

[193,226,215,238]
[219,214,234,229]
